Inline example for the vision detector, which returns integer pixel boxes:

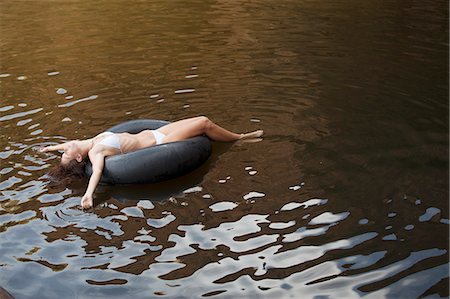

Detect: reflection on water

[0,0,448,298]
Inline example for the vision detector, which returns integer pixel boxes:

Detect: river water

[0,1,448,298]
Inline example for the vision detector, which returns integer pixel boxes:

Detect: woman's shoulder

[88,144,109,158]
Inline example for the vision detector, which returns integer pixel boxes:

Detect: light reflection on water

[1,0,448,298]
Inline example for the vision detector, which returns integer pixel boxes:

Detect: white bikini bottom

[151,130,166,145]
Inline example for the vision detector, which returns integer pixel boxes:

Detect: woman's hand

[81,194,94,209]
[40,146,50,153]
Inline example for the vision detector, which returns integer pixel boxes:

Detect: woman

[41,116,263,209]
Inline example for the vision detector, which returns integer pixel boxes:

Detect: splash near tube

[85,119,212,184]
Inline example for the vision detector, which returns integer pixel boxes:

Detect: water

[1,1,448,298]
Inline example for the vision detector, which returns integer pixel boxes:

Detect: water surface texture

[1,1,448,298]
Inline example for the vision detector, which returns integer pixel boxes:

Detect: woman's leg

[157,116,262,143]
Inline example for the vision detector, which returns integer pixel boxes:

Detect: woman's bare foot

[239,130,264,140]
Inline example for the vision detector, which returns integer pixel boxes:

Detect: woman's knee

[195,116,211,130]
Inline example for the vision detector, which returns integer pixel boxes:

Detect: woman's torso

[92,130,157,154]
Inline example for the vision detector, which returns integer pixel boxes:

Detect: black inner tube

[84,119,212,184]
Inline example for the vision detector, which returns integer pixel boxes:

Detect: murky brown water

[1,1,448,298]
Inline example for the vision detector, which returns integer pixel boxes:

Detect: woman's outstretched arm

[40,142,68,152]
[81,150,105,209]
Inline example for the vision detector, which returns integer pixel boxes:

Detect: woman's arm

[40,143,68,152]
[81,150,105,209]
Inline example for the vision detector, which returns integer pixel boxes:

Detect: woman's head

[61,141,84,165]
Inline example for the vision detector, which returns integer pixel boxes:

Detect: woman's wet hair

[48,159,86,182]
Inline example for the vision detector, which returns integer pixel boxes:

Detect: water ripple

[0,108,44,122]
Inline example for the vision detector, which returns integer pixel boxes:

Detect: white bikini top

[96,132,122,152]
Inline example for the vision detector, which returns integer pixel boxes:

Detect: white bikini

[151,130,166,145]
[96,130,166,152]
[97,132,122,152]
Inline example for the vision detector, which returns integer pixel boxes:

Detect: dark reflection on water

[0,0,448,298]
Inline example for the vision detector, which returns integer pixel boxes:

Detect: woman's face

[61,142,81,165]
